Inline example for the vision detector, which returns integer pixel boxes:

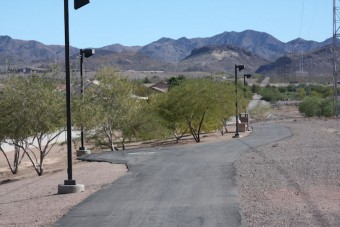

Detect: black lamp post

[78,48,94,152]
[243,74,251,112]
[233,64,244,138]
[58,0,91,194]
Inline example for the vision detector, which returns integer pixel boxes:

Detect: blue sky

[1,0,332,48]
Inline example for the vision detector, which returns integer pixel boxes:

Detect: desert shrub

[310,85,333,98]
[299,96,322,117]
[251,84,260,93]
[278,86,288,93]
[143,76,151,83]
[248,103,271,120]
[299,96,334,117]
[320,98,333,117]
[296,87,306,100]
[259,86,283,103]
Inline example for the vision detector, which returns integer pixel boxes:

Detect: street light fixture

[233,64,244,138]
[58,0,90,194]
[74,0,90,9]
[77,48,95,156]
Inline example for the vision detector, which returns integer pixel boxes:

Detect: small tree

[0,75,65,175]
[157,78,239,143]
[0,116,24,174]
[155,92,189,142]
[86,67,134,151]
[119,96,168,148]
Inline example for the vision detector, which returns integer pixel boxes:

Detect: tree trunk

[122,138,125,150]
[1,147,19,174]
[188,120,200,143]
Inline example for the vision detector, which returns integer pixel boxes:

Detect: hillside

[139,30,329,62]
[179,45,268,73]
[256,45,340,77]
[0,35,77,68]
[79,49,174,71]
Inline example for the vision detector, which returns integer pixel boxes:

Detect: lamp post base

[58,180,85,194]
[233,133,242,138]
[76,147,91,157]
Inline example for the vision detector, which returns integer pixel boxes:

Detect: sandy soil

[0,126,247,226]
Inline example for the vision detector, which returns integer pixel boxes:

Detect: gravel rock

[236,118,340,226]
[0,162,127,227]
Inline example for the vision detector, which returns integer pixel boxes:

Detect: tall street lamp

[77,48,95,156]
[233,64,244,138]
[243,74,251,112]
[58,0,91,194]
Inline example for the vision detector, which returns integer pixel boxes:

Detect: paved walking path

[55,123,291,227]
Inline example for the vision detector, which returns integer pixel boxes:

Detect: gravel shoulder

[236,118,340,226]
[0,159,127,226]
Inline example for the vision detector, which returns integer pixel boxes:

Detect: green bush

[259,86,283,103]
[320,98,333,117]
[296,87,306,100]
[251,84,260,93]
[299,96,323,117]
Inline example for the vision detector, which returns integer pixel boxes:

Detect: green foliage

[81,67,167,150]
[167,75,186,89]
[248,103,271,120]
[154,88,190,141]
[251,84,260,93]
[0,75,65,175]
[258,86,283,103]
[143,76,151,83]
[296,87,306,100]
[278,86,288,93]
[156,78,242,142]
[131,81,152,97]
[260,84,334,103]
[320,98,333,117]
[299,96,323,117]
[310,84,332,97]
[84,67,134,150]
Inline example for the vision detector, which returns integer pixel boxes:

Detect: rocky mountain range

[256,45,340,77]
[0,30,336,75]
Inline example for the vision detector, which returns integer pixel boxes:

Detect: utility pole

[333,0,339,117]
[5,58,8,77]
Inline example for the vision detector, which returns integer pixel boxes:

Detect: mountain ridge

[0,30,334,74]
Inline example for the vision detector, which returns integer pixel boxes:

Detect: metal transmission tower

[333,0,340,117]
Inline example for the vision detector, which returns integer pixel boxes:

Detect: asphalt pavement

[55,123,292,227]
